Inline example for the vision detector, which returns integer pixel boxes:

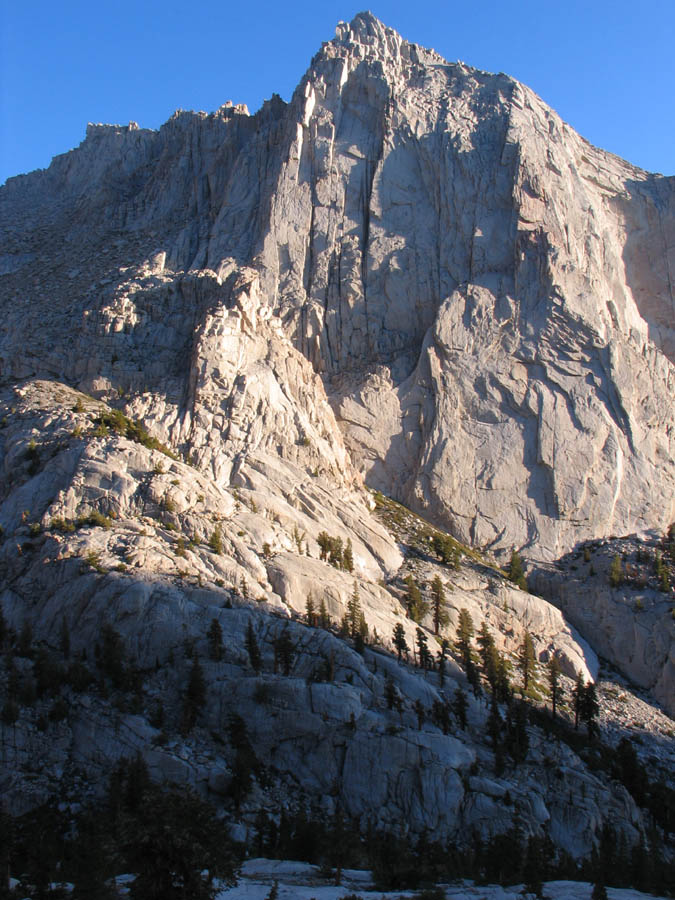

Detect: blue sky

[1,0,673,184]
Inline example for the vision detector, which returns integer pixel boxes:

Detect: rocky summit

[0,11,673,897]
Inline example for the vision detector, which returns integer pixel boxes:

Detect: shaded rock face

[1,13,673,561]
[530,535,675,717]
[1,380,671,858]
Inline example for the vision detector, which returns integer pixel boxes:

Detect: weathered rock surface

[1,380,670,860]
[1,12,673,560]
[0,12,674,874]
[530,535,675,717]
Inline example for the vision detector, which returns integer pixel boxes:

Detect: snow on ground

[215,859,669,900]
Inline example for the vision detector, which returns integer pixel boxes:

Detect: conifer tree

[346,582,362,638]
[437,638,449,687]
[305,592,317,627]
[317,531,331,561]
[432,533,460,568]
[487,697,502,751]
[495,652,512,703]
[343,538,354,573]
[245,620,262,672]
[431,574,449,635]
[573,670,585,729]
[660,566,670,593]
[328,537,343,569]
[518,631,537,691]
[207,618,224,661]
[384,675,396,710]
[404,574,428,624]
[415,628,431,671]
[654,549,663,577]
[505,700,529,764]
[414,698,425,729]
[339,614,350,639]
[99,624,126,689]
[591,880,608,900]
[182,656,206,733]
[318,596,331,629]
[547,655,563,719]
[452,685,468,729]
[392,623,409,661]
[580,679,600,737]
[609,553,623,588]
[508,549,528,590]
[273,629,295,676]
[523,836,545,898]
[358,611,368,642]
[477,621,497,688]
[209,526,223,555]
[456,607,474,670]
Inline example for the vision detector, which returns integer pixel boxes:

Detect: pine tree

[392,623,409,661]
[182,656,206,733]
[573,670,585,729]
[580,680,600,737]
[432,698,451,734]
[317,531,331,561]
[123,783,238,899]
[339,614,350,639]
[609,553,623,588]
[404,575,428,624]
[495,652,512,703]
[328,537,343,569]
[487,697,502,751]
[343,538,354,573]
[437,638,449,687]
[431,574,449,635]
[358,611,368,642]
[456,607,474,671]
[318,596,331,629]
[384,675,397,711]
[518,631,537,691]
[523,835,545,898]
[274,630,295,676]
[452,686,468,729]
[432,533,460,568]
[477,622,498,691]
[245,620,262,672]
[591,880,609,900]
[414,698,425,729]
[209,526,223,555]
[206,618,224,661]
[505,700,529,764]
[305,592,317,627]
[660,566,670,593]
[99,624,126,689]
[547,655,563,719]
[508,549,527,590]
[347,582,362,638]
[654,549,663,576]
[416,628,431,671]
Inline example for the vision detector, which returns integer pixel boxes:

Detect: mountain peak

[334,10,401,51]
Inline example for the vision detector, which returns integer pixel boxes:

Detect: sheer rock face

[0,13,673,564]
